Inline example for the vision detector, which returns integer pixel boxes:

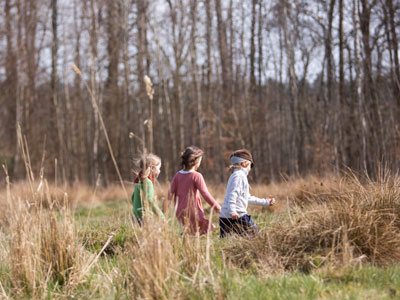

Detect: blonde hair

[228,160,251,172]
[134,153,161,179]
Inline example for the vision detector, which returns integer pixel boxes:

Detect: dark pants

[132,216,143,227]
[219,214,259,238]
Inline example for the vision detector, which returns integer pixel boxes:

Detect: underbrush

[1,171,400,299]
[225,172,400,273]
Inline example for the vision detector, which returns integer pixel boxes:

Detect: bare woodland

[0,0,399,184]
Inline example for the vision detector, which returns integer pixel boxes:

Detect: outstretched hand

[267,197,276,206]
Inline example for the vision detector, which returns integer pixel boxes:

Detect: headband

[230,156,250,165]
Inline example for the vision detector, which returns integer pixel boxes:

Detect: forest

[0,0,399,184]
[2,1,400,299]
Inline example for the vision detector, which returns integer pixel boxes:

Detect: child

[219,149,276,238]
[132,153,165,226]
[166,146,221,235]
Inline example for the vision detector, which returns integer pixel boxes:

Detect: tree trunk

[5,0,18,176]
[214,0,229,181]
[281,0,300,175]
[386,0,400,106]
[250,0,257,91]
[360,0,384,170]
[338,0,348,167]
[189,0,204,150]
[105,0,121,176]
[136,0,147,151]
[325,0,339,170]
[353,0,367,169]
[51,0,65,181]
[24,0,38,144]
[89,0,99,182]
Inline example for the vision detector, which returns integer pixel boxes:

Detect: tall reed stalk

[70,63,129,201]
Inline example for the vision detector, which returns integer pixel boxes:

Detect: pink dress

[169,170,221,235]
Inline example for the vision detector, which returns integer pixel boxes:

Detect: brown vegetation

[225,172,400,273]
[1,157,400,298]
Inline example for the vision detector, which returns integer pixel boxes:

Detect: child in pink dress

[166,146,221,235]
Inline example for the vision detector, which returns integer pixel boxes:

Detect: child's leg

[136,217,143,227]
[238,214,259,235]
[219,217,236,238]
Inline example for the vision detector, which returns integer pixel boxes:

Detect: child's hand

[231,213,239,220]
[267,197,276,206]
[212,205,221,214]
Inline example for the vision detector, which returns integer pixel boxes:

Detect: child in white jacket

[219,149,276,237]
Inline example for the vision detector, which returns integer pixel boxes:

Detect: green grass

[75,201,132,254]
[171,266,400,300]
[2,191,400,299]
[65,200,400,300]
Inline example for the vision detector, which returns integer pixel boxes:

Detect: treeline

[0,0,399,184]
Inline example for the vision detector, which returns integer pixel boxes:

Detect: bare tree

[4,0,18,175]
[137,0,147,150]
[189,0,204,150]
[385,0,400,105]
[1,0,399,183]
[354,0,367,168]
[280,0,301,175]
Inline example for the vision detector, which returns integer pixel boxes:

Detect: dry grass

[0,165,105,298]
[0,180,126,210]
[224,171,400,273]
[2,188,91,298]
[2,169,400,298]
[118,213,221,300]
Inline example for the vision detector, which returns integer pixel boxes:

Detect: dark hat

[230,149,255,168]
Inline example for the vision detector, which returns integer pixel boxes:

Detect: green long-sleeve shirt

[132,178,165,219]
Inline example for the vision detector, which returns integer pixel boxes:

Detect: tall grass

[0,136,108,298]
[2,181,90,298]
[118,209,223,299]
[2,168,400,298]
[224,171,400,273]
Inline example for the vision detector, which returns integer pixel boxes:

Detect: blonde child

[166,146,221,235]
[132,153,165,226]
[219,149,276,237]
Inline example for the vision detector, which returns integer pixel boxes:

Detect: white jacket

[219,168,270,218]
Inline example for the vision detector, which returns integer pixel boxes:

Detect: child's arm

[132,184,142,218]
[195,173,221,212]
[248,195,275,206]
[145,182,165,219]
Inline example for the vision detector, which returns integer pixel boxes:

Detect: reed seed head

[144,75,154,101]
[70,63,82,76]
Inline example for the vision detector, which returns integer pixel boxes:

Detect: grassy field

[1,172,400,299]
